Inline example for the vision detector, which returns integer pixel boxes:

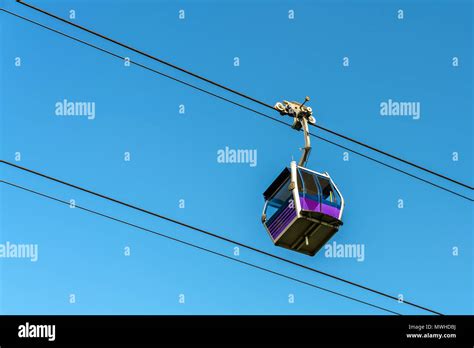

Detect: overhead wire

[0,160,444,315]
[1,179,403,316]
[0,9,471,202]
[0,5,463,315]
[14,0,474,191]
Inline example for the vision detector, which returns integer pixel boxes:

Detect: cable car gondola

[261,98,345,256]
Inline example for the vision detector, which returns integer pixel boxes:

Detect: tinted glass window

[266,179,292,222]
[298,169,319,196]
[297,168,342,208]
[316,176,341,207]
[317,176,332,201]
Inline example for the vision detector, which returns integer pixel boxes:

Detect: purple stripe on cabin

[270,210,296,240]
[270,212,294,239]
[268,205,294,235]
[268,206,294,231]
[320,204,340,219]
[300,197,319,211]
[267,205,296,240]
[299,197,340,219]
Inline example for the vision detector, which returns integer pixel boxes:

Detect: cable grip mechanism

[274,96,316,167]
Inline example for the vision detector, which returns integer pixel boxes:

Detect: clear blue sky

[1,0,472,315]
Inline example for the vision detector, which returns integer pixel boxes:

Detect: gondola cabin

[262,161,344,256]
